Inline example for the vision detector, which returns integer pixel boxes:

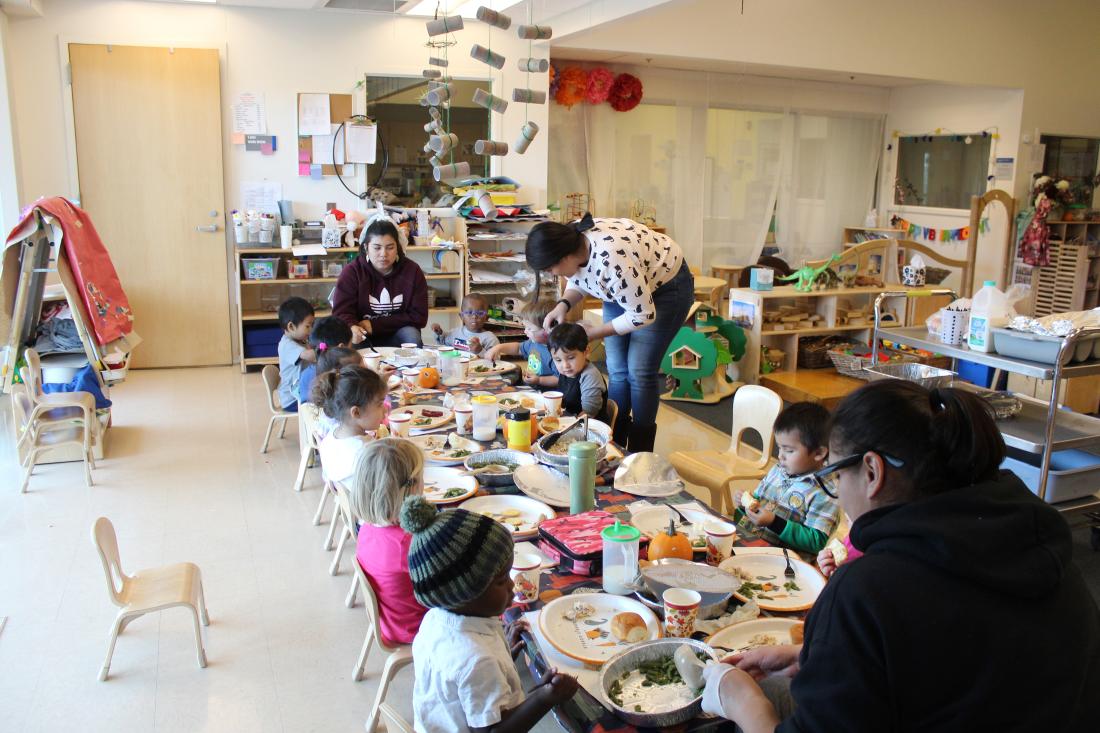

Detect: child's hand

[817,548,837,578]
[522,372,540,386]
[537,668,579,705]
[484,344,503,362]
[378,364,397,379]
[431,323,444,337]
[469,336,482,354]
[504,619,529,659]
[745,502,774,528]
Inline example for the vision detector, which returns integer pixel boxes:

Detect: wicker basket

[828,342,917,380]
[925,266,951,285]
[799,335,855,369]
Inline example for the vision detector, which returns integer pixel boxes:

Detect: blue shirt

[298,363,317,404]
[277,334,306,409]
[519,340,558,377]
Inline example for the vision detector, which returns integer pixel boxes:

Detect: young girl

[401,496,578,732]
[314,365,387,485]
[306,346,362,440]
[350,439,427,646]
[298,316,354,405]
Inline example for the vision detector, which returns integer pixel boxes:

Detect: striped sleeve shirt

[566,218,684,334]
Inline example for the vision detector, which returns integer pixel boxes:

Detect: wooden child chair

[352,560,414,733]
[11,382,95,492]
[260,365,297,454]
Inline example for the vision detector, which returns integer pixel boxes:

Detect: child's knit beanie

[399,495,514,610]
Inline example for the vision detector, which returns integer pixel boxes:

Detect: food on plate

[610,612,648,643]
[747,633,778,647]
[541,416,561,431]
[790,622,805,644]
[473,364,492,373]
[563,601,595,621]
[500,508,520,518]
[421,409,445,418]
[547,429,604,455]
[473,505,549,536]
[729,565,755,583]
[412,417,433,426]
[520,396,538,409]
[607,653,705,712]
[442,487,467,499]
[741,492,759,512]
[648,519,694,561]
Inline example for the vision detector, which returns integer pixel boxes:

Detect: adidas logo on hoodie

[369,288,404,315]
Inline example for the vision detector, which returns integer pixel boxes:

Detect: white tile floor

[0,367,729,733]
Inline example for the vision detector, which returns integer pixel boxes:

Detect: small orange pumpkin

[648,519,694,561]
[418,366,440,389]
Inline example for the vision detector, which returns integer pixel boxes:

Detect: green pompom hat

[399,495,514,610]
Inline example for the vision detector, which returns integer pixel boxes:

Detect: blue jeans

[363,325,423,348]
[602,263,694,428]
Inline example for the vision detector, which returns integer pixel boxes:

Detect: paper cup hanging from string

[475,190,498,220]
[425,15,463,36]
[470,44,505,70]
[472,88,508,113]
[518,58,549,73]
[428,56,449,67]
[476,6,512,29]
[474,139,509,156]
[429,133,459,155]
[422,69,442,79]
[512,88,546,104]
[516,24,552,40]
[433,162,471,182]
[426,83,453,106]
[514,121,539,154]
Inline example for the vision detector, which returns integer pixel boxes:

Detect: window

[893,134,992,209]
[1040,135,1099,208]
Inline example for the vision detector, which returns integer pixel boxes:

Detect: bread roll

[790,622,805,644]
[611,612,648,642]
[740,492,759,512]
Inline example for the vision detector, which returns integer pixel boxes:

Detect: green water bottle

[568,441,598,514]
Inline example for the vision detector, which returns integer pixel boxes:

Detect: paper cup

[543,391,563,416]
[455,406,473,435]
[459,356,471,379]
[510,553,542,602]
[234,223,248,244]
[661,588,701,638]
[280,225,293,249]
[388,413,411,438]
[363,353,382,373]
[401,368,421,391]
[703,520,737,566]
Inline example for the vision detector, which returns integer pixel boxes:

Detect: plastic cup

[703,520,737,566]
[543,391,563,416]
[455,406,473,435]
[510,553,542,602]
[388,412,411,438]
[662,588,701,638]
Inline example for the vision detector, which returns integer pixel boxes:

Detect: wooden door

[69,44,231,367]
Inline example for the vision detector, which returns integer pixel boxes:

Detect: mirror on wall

[364,76,491,205]
[893,134,993,209]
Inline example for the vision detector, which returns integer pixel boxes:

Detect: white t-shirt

[412,608,525,732]
[318,432,371,485]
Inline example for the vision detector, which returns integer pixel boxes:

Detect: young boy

[401,495,578,732]
[483,300,560,387]
[547,323,609,421]
[277,296,316,412]
[297,316,355,405]
[736,402,840,554]
[432,294,500,356]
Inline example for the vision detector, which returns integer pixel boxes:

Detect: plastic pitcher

[471,394,498,441]
[601,520,640,595]
[439,349,462,386]
[967,280,1008,353]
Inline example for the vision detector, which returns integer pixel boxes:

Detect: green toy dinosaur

[779,254,842,292]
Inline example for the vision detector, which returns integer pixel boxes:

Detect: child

[350,438,427,646]
[431,294,500,355]
[277,296,316,411]
[736,402,840,554]
[483,299,560,387]
[306,346,362,440]
[547,322,609,421]
[400,495,579,732]
[297,316,355,405]
[314,365,387,485]
[816,513,864,579]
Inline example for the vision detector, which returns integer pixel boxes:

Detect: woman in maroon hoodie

[332,218,428,347]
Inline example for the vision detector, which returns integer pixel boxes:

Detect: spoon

[674,644,708,690]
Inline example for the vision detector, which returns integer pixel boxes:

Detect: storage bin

[991,328,1100,365]
[1001,448,1100,504]
[243,325,283,358]
[287,259,312,279]
[956,359,995,388]
[242,257,278,280]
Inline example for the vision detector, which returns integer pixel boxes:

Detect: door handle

[196,224,218,233]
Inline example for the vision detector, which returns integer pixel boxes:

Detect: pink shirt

[842,535,864,563]
[356,524,426,646]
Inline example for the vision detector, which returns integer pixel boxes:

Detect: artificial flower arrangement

[1031,175,1075,208]
[551,64,644,111]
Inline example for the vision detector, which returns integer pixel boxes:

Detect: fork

[782,548,796,578]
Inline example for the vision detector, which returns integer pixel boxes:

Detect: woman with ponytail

[525,214,694,452]
[702,380,1100,733]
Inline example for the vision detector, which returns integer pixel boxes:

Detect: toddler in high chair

[401,496,578,732]
[349,438,427,645]
[313,365,388,486]
[735,402,840,554]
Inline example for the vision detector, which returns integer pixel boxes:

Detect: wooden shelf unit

[842,226,905,247]
[1011,221,1100,316]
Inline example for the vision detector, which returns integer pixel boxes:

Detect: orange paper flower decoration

[554,66,588,108]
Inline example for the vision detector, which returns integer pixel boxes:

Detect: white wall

[5,0,550,221]
[0,10,21,233]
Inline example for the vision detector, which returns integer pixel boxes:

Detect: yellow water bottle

[505,407,533,452]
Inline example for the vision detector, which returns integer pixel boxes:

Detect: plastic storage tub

[1001,448,1100,504]
[243,257,279,280]
[243,325,283,358]
[991,328,1099,365]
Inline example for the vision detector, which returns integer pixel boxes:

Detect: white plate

[390,405,453,431]
[706,617,802,652]
[459,494,555,540]
[537,415,576,435]
[467,359,516,376]
[408,435,477,466]
[496,392,545,414]
[722,553,825,612]
[422,466,479,504]
[538,593,662,666]
[630,506,680,540]
[513,464,571,507]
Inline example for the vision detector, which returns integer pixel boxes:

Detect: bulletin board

[297,92,353,176]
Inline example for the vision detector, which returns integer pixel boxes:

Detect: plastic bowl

[463,449,537,487]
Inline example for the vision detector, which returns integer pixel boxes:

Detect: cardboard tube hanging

[423,119,443,134]
[425,15,463,36]
[474,139,509,156]
[470,44,505,70]
[429,107,442,120]
[512,88,546,104]
[476,6,512,30]
[517,57,549,73]
[476,190,498,219]
[429,155,443,168]
[433,162,470,182]
[422,69,441,79]
[514,121,539,154]
[429,133,459,154]
[472,88,508,113]
[426,83,453,106]
[516,24,552,40]
[428,56,449,67]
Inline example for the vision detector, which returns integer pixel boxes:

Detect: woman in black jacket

[702,380,1100,732]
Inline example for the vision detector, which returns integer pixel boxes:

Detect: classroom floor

[0,366,729,733]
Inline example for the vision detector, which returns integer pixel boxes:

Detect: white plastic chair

[91,517,209,681]
[294,402,324,492]
[260,365,296,454]
[669,385,783,515]
[352,560,414,733]
[11,382,95,492]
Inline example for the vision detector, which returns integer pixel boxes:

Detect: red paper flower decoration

[554,66,588,108]
[608,73,643,112]
[585,67,615,105]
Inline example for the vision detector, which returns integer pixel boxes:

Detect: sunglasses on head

[461,309,488,317]
[812,450,906,498]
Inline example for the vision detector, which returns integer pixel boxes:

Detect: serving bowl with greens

[599,638,719,727]
[463,449,536,487]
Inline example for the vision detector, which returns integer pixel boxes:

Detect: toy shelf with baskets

[1010,221,1100,316]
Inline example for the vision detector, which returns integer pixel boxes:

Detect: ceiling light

[404,0,522,18]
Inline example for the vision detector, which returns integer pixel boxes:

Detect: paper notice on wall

[240,181,282,215]
[312,124,345,166]
[298,93,331,135]
[994,157,1015,180]
[232,92,267,135]
[344,122,377,164]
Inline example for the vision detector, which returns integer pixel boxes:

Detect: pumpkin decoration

[418,366,440,389]
[648,519,694,561]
